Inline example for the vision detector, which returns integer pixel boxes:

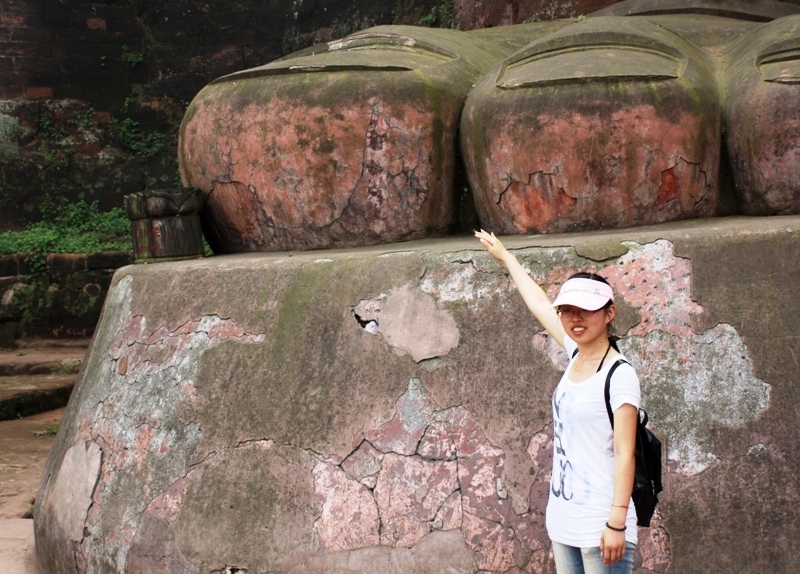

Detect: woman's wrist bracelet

[605,522,626,532]
[611,503,628,509]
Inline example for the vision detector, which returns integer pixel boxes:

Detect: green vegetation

[38,113,64,143]
[121,45,144,67]
[112,117,164,157]
[38,112,78,167]
[0,199,130,330]
[417,0,454,28]
[68,107,96,132]
[34,423,60,437]
[0,199,131,255]
[417,6,438,26]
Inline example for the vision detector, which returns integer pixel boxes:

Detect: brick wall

[0,251,132,345]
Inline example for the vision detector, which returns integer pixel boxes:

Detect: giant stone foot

[722,15,800,215]
[179,25,521,253]
[461,16,721,234]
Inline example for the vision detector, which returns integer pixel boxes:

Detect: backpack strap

[604,358,630,429]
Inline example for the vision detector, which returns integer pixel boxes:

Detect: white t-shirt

[545,336,640,547]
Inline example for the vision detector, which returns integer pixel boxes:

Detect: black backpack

[604,358,663,527]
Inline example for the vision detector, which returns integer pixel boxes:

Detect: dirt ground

[0,408,64,520]
[0,340,85,573]
[0,408,64,573]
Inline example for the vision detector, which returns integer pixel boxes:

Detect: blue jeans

[552,541,635,574]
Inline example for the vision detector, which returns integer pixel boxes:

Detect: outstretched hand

[474,229,510,264]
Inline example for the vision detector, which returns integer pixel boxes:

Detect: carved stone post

[124,188,205,263]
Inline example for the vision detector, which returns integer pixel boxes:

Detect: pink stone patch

[341,441,384,488]
[180,89,454,251]
[364,378,437,455]
[108,315,265,376]
[143,474,191,522]
[635,510,671,572]
[315,379,544,571]
[471,103,718,233]
[458,448,515,525]
[312,461,381,552]
[374,453,459,547]
[461,511,517,572]
[433,490,463,531]
[601,240,703,338]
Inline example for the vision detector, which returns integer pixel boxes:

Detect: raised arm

[475,230,566,347]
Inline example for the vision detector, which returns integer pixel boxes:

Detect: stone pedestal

[34,217,800,574]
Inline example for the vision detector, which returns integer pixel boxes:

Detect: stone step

[0,341,86,420]
[0,342,88,377]
[13,338,91,349]
[0,374,76,421]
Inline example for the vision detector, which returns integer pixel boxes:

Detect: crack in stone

[321,379,529,559]
[78,445,104,563]
[234,438,275,449]
[188,450,217,469]
[496,172,515,205]
[220,144,239,181]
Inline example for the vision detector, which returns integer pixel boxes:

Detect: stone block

[0,255,19,278]
[86,251,133,270]
[46,253,86,276]
[34,217,800,573]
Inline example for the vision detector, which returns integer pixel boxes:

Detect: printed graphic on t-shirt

[551,387,591,505]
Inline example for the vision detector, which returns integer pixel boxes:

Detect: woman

[475,229,639,574]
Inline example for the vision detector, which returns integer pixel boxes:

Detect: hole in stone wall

[353,309,379,333]
[353,296,384,334]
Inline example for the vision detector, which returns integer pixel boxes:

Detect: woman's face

[558,304,615,344]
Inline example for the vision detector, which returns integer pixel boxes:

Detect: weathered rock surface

[179,2,800,249]
[462,15,722,234]
[722,14,800,215]
[35,216,800,573]
[179,25,523,252]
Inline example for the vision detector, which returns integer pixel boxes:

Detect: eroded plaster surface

[45,441,102,543]
[312,378,548,572]
[609,240,770,474]
[291,374,670,573]
[439,239,771,476]
[355,282,461,362]
[37,274,268,572]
